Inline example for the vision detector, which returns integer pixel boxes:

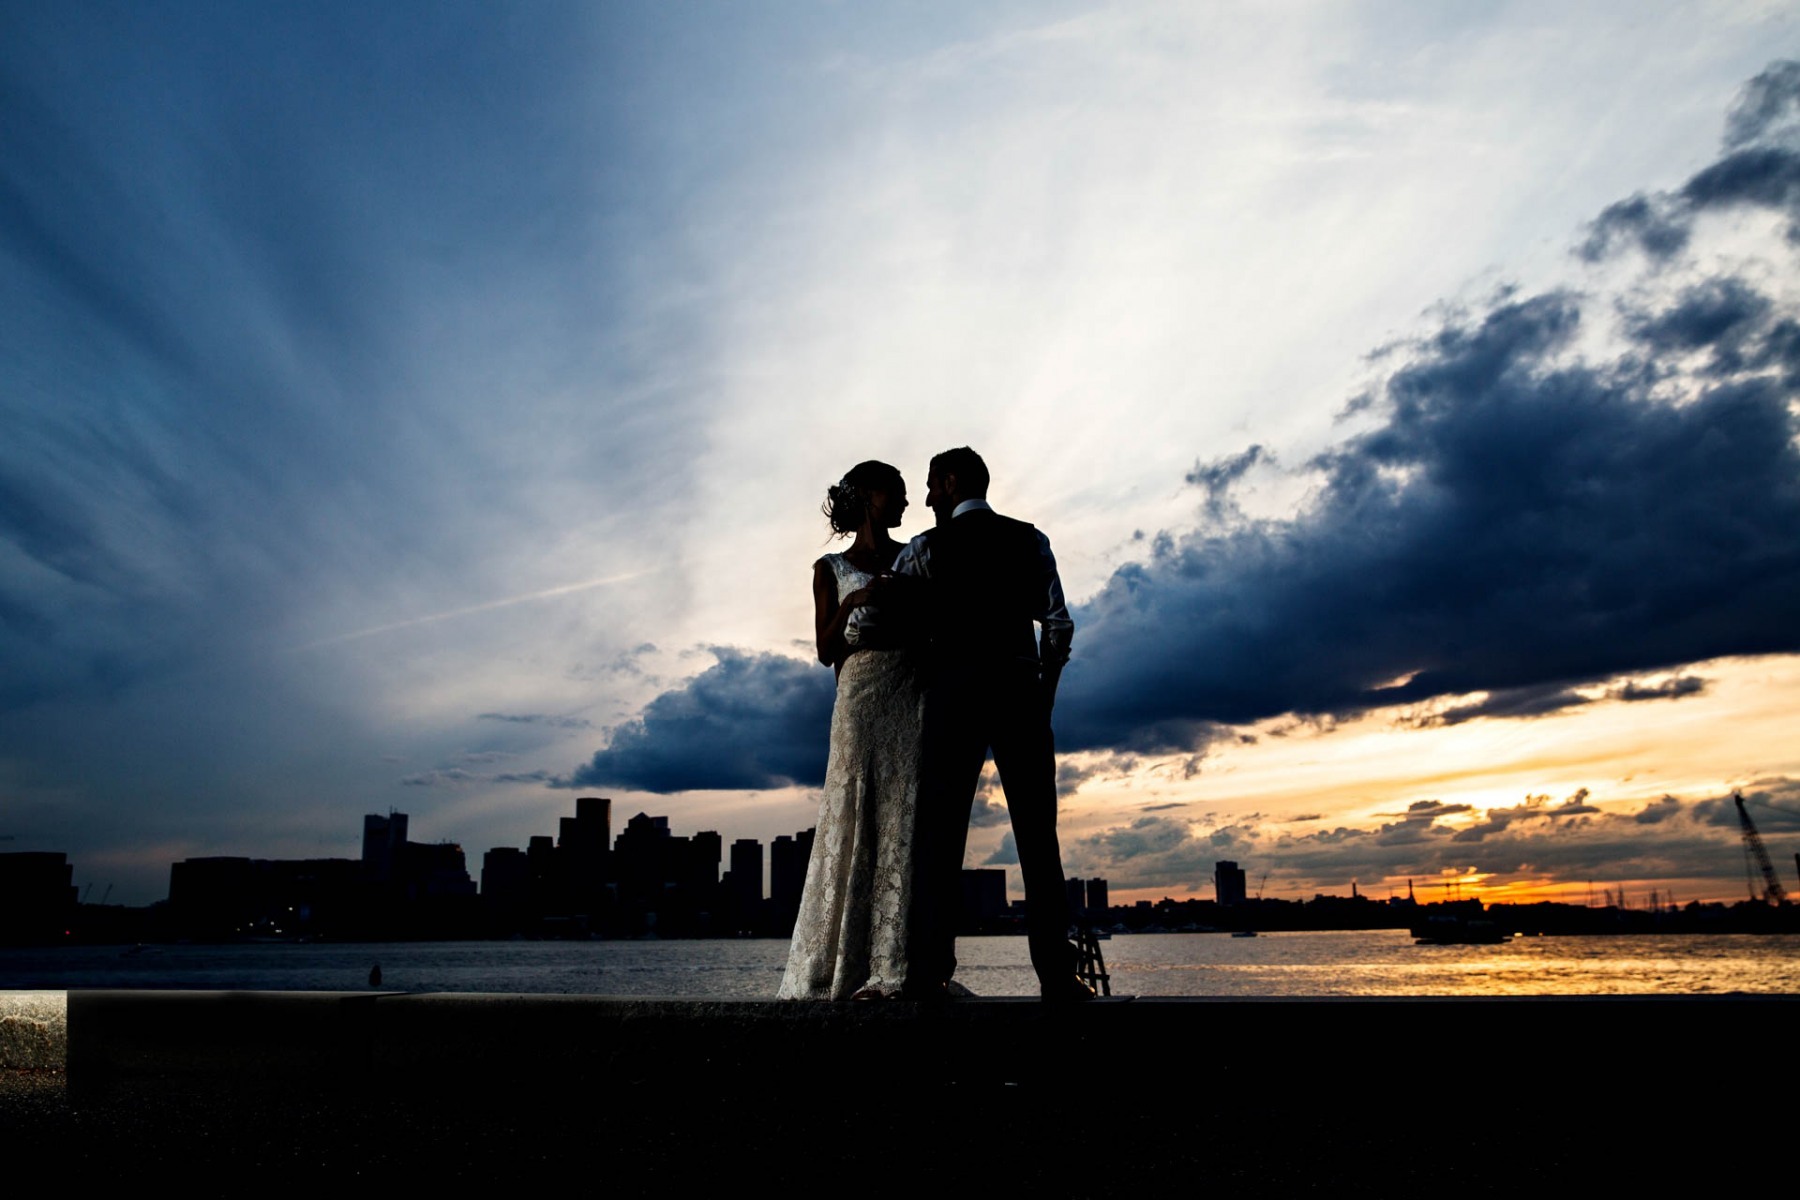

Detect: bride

[777,460,924,1000]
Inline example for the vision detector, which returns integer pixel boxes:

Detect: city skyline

[3,6,1798,907]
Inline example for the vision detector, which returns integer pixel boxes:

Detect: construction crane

[1734,791,1788,906]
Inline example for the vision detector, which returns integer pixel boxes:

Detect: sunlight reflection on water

[3,930,1798,997]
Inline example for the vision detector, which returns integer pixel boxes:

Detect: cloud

[1423,685,1593,727]
[1387,800,1474,821]
[1186,444,1270,525]
[400,752,554,788]
[563,648,835,792]
[969,791,1010,828]
[401,768,477,788]
[1692,778,1800,833]
[1580,60,1800,260]
[1055,69,1800,753]
[493,769,555,785]
[1070,785,1789,897]
[1452,789,1600,843]
[478,712,594,730]
[1611,675,1706,702]
[984,831,1018,865]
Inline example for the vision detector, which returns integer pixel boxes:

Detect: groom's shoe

[900,981,952,1002]
[1041,976,1098,1003]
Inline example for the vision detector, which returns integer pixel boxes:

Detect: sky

[3,2,1798,908]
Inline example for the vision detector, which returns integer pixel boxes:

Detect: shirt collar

[951,498,993,519]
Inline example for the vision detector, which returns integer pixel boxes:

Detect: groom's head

[926,446,989,520]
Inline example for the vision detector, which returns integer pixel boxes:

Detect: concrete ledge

[38,991,1800,1187]
[68,990,385,1086]
[0,992,66,1070]
[67,990,1800,1094]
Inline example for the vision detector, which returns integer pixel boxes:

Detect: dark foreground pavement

[3,991,1789,1193]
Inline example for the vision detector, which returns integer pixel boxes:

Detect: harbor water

[6,929,1800,996]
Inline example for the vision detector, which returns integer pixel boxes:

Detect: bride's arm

[813,560,872,669]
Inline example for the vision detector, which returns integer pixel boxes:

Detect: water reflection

[3,930,1798,997]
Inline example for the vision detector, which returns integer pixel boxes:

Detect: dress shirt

[890,499,1073,668]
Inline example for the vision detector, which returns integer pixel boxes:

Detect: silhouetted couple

[778,447,1094,1002]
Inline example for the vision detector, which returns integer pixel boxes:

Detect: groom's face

[925,470,953,524]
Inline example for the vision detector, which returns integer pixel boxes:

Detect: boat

[1411,915,1511,945]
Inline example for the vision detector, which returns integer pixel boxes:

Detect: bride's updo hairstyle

[824,460,903,537]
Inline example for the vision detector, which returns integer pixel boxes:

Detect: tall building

[1215,860,1247,906]
[357,811,476,936]
[728,839,762,902]
[0,851,77,943]
[362,812,409,883]
[723,838,763,933]
[769,828,816,932]
[961,867,1008,928]
[481,846,528,905]
[575,796,612,847]
[559,797,613,912]
[687,830,722,893]
[1086,878,1109,915]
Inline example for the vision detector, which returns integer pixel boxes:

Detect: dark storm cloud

[1626,278,1770,369]
[1409,670,1710,726]
[1055,69,1800,753]
[1056,280,1800,749]
[564,649,835,792]
[1423,684,1592,727]
[1580,60,1800,261]
[1612,675,1705,702]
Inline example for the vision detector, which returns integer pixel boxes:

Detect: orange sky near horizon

[1003,653,1800,909]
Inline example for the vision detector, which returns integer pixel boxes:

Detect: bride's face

[866,481,908,529]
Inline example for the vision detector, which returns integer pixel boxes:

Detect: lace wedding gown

[776,552,924,1000]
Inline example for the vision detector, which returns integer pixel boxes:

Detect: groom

[890,446,1093,1001]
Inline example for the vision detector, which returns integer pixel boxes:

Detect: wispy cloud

[295,570,656,651]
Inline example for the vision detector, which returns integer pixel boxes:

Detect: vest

[918,510,1045,670]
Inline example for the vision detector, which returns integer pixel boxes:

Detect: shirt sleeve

[1036,530,1073,668]
[891,534,930,577]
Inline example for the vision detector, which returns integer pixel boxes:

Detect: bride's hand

[840,586,874,611]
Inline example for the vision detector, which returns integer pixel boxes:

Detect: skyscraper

[1215,860,1247,906]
